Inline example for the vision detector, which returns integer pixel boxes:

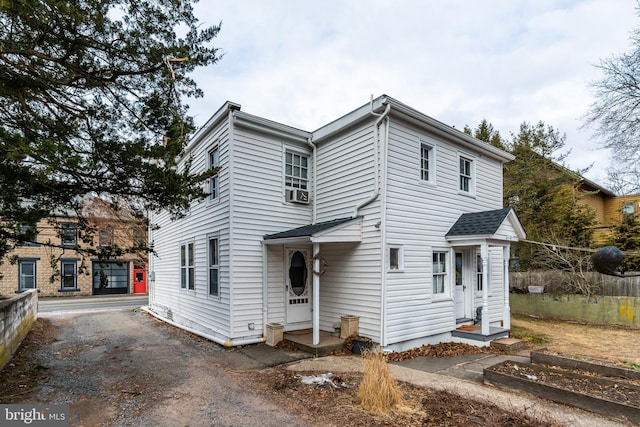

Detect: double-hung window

[99,226,114,247]
[180,243,195,290]
[61,260,77,290]
[420,142,435,183]
[18,259,37,290]
[459,156,473,194]
[60,222,77,247]
[208,237,219,296]
[209,147,219,200]
[285,151,309,190]
[432,251,447,295]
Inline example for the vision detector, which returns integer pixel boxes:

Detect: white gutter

[143,307,266,347]
[353,99,391,217]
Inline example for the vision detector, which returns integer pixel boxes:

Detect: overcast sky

[187,0,638,186]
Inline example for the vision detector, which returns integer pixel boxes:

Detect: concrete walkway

[285,355,627,427]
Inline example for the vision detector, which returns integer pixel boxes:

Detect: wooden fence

[510,271,640,297]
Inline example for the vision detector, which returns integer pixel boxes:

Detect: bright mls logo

[1,405,69,426]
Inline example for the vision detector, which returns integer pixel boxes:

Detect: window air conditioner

[287,189,309,204]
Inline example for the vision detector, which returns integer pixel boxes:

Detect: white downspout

[353,100,391,217]
[306,137,317,223]
[502,246,511,330]
[312,243,320,345]
[481,243,490,336]
[262,243,268,339]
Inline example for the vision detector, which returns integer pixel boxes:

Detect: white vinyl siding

[149,114,232,342]
[383,118,506,345]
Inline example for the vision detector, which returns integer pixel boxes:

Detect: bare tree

[584,6,640,193]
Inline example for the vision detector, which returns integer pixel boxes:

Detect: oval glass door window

[289,251,308,296]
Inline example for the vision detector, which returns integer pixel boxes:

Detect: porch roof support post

[481,243,490,336]
[312,243,320,345]
[502,246,511,330]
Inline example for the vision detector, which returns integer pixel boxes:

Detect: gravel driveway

[35,309,310,427]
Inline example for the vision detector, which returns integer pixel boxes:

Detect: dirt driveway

[11,309,310,427]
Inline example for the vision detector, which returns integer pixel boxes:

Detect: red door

[133,264,147,294]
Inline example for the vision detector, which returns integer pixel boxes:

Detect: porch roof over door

[263,216,362,245]
[445,207,525,246]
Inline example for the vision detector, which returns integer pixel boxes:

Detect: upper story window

[99,226,114,247]
[209,147,219,200]
[459,155,474,194]
[60,222,77,247]
[432,251,448,295]
[17,224,39,246]
[420,142,435,182]
[285,151,309,190]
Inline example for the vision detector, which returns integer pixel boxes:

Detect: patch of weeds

[621,361,640,371]
[510,324,551,346]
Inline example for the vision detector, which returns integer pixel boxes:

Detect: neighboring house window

[17,224,39,246]
[285,151,309,190]
[420,142,435,182]
[18,259,37,290]
[99,226,114,247]
[61,260,78,290]
[476,253,484,292]
[432,251,447,294]
[388,246,403,271]
[180,242,195,290]
[60,222,77,247]
[622,202,635,223]
[459,156,473,193]
[209,147,219,200]
[208,237,219,296]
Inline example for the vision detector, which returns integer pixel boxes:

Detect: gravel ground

[32,309,308,427]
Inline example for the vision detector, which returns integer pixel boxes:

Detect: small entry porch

[283,329,345,357]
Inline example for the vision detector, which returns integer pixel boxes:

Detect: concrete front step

[490,337,527,354]
[284,331,345,357]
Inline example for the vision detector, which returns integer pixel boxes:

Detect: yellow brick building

[0,202,147,297]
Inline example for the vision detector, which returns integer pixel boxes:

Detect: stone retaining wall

[0,290,38,371]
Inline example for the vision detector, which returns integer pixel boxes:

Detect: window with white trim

[180,242,195,290]
[285,150,309,190]
[18,259,37,290]
[388,246,403,271]
[420,142,435,182]
[209,147,219,200]
[208,237,219,296]
[459,155,473,193]
[432,251,447,294]
[61,260,77,289]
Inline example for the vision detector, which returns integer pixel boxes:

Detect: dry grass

[357,352,405,416]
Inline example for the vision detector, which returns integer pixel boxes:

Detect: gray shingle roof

[263,217,358,240]
[445,208,512,237]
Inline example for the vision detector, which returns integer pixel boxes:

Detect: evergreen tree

[0,0,221,258]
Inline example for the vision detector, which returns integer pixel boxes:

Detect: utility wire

[519,239,640,256]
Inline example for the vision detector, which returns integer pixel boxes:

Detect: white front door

[285,248,312,324]
[454,251,468,319]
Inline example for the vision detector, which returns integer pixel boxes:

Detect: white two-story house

[147,95,525,351]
